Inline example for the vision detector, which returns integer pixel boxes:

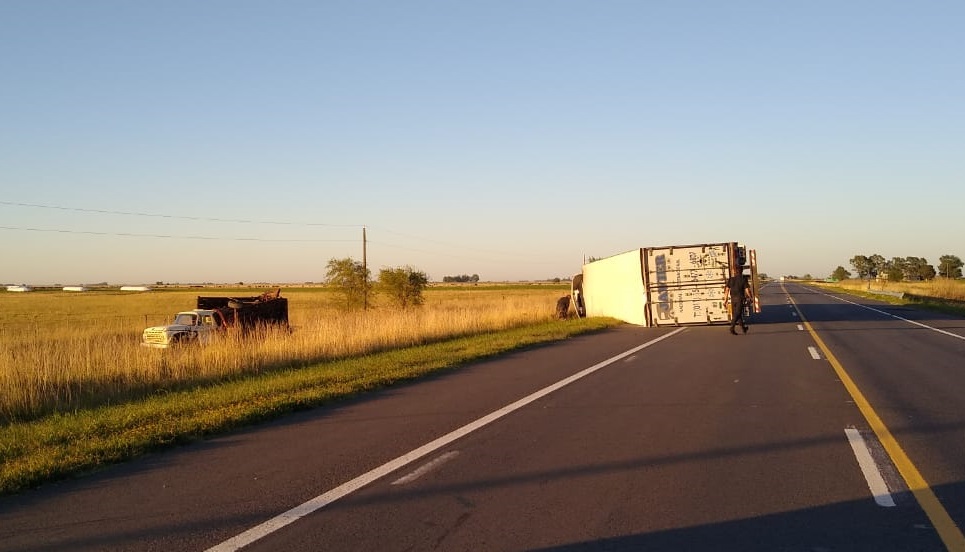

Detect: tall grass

[819,277,965,301]
[0,315,616,495]
[0,286,570,422]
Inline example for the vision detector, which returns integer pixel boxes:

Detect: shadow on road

[529,485,954,551]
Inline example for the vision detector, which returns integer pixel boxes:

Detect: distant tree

[378,266,428,309]
[886,257,907,282]
[903,257,935,281]
[885,265,904,282]
[325,257,371,309]
[803,273,813,280]
[830,266,851,281]
[938,255,963,279]
[850,254,887,278]
[850,255,872,278]
[443,274,481,283]
[868,254,886,278]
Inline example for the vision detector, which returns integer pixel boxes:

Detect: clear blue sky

[2,1,963,285]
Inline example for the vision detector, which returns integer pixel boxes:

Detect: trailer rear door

[643,243,733,326]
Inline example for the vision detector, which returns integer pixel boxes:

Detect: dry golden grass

[823,277,965,301]
[0,286,570,422]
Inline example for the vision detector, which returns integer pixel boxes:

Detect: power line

[1,200,563,264]
[0,201,362,228]
[1,200,511,254]
[0,226,357,242]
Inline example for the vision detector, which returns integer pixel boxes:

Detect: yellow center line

[788,293,965,551]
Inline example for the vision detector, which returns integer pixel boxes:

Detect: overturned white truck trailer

[571,242,760,326]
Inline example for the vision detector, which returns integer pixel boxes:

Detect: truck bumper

[140,342,170,349]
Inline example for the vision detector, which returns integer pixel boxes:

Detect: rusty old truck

[141,288,289,348]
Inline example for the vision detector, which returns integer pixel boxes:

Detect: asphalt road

[2,282,964,551]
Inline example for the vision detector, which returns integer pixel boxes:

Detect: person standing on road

[725,271,751,335]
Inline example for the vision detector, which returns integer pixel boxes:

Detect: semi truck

[141,288,289,348]
[571,242,759,326]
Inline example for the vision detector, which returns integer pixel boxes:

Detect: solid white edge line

[814,289,965,341]
[392,451,460,485]
[845,428,896,507]
[808,346,821,359]
[206,327,687,552]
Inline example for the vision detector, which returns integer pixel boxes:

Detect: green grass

[0,316,618,496]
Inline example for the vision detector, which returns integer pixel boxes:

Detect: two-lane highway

[1,282,962,551]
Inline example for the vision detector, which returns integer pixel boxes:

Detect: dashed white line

[797,324,805,331]
[845,428,896,507]
[392,451,460,485]
[206,328,688,552]
[808,346,821,359]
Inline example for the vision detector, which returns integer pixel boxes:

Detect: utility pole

[362,226,368,310]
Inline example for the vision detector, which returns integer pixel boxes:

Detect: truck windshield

[174,313,197,326]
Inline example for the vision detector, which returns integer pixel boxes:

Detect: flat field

[816,277,965,301]
[0,284,572,422]
[810,278,965,317]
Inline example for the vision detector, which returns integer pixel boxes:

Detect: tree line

[325,257,428,309]
[442,274,480,283]
[830,254,963,282]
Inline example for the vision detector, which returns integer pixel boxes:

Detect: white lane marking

[845,428,896,507]
[808,346,821,359]
[392,451,459,485]
[797,324,805,331]
[813,289,965,341]
[207,328,688,552]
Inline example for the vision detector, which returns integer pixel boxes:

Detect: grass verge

[0,317,618,496]
[813,283,965,317]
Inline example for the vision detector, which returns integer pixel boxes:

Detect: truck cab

[141,309,223,348]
